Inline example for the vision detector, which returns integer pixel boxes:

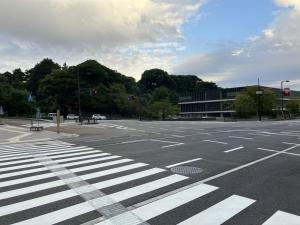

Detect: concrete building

[179,86,300,118]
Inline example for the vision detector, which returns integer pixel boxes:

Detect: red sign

[283,88,290,96]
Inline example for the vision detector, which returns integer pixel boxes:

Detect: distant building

[179,86,300,118]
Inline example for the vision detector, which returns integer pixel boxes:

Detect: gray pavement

[0,119,300,224]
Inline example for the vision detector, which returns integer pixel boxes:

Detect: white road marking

[224,146,244,153]
[0,157,130,188]
[248,133,271,137]
[0,163,148,201]
[12,175,187,225]
[262,211,300,225]
[197,132,211,135]
[0,151,109,173]
[161,143,184,148]
[0,168,165,217]
[282,142,300,145]
[121,140,147,144]
[160,128,169,131]
[150,139,179,144]
[170,135,185,138]
[257,148,300,157]
[229,136,253,140]
[177,195,255,225]
[0,149,100,167]
[0,146,95,161]
[166,158,202,168]
[203,140,228,145]
[96,183,218,225]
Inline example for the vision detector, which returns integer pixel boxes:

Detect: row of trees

[0,58,218,119]
[234,86,300,118]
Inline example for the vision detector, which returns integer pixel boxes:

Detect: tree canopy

[0,58,218,119]
[234,86,277,118]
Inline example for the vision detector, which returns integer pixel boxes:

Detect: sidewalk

[0,124,78,144]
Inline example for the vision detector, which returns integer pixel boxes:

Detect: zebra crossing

[0,140,299,225]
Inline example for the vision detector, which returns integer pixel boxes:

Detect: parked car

[48,113,56,118]
[66,114,79,120]
[92,114,107,120]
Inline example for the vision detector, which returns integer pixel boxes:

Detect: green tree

[27,58,60,96]
[287,99,300,116]
[152,86,178,104]
[38,70,77,114]
[170,75,218,93]
[234,86,276,118]
[139,69,177,91]
[149,99,178,120]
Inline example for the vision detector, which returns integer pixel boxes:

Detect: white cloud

[231,49,244,56]
[0,0,204,79]
[274,0,300,10]
[173,0,300,90]
[262,29,275,38]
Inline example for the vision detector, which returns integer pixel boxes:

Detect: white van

[48,113,56,118]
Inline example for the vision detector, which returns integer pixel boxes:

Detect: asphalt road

[1,119,300,225]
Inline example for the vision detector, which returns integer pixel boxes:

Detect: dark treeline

[0,58,218,119]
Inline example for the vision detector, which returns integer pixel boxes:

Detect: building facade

[179,86,300,118]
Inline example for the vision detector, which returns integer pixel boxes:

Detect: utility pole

[77,69,82,123]
[257,78,262,121]
[281,80,290,119]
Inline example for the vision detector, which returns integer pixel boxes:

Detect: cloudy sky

[0,0,299,89]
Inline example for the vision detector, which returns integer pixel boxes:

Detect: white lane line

[12,175,187,225]
[121,140,147,144]
[162,143,184,149]
[224,146,244,153]
[282,142,300,145]
[261,131,299,137]
[96,183,218,225]
[257,148,300,157]
[0,168,165,217]
[170,135,185,138]
[248,133,270,137]
[177,195,255,225]
[166,158,202,168]
[0,157,128,188]
[150,139,179,144]
[197,133,211,135]
[262,211,300,225]
[203,140,228,145]
[229,136,253,140]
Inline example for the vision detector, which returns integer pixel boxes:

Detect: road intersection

[0,119,300,224]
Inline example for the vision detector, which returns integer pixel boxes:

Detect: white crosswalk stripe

[0,140,299,225]
[0,157,130,188]
[0,163,148,201]
[177,195,255,225]
[0,146,95,160]
[262,211,300,225]
[96,183,219,225]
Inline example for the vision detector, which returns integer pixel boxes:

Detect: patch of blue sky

[180,0,280,55]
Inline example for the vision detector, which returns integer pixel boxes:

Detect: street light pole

[281,80,290,119]
[257,78,262,121]
[77,69,82,122]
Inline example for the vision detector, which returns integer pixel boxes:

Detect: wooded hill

[0,58,218,119]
